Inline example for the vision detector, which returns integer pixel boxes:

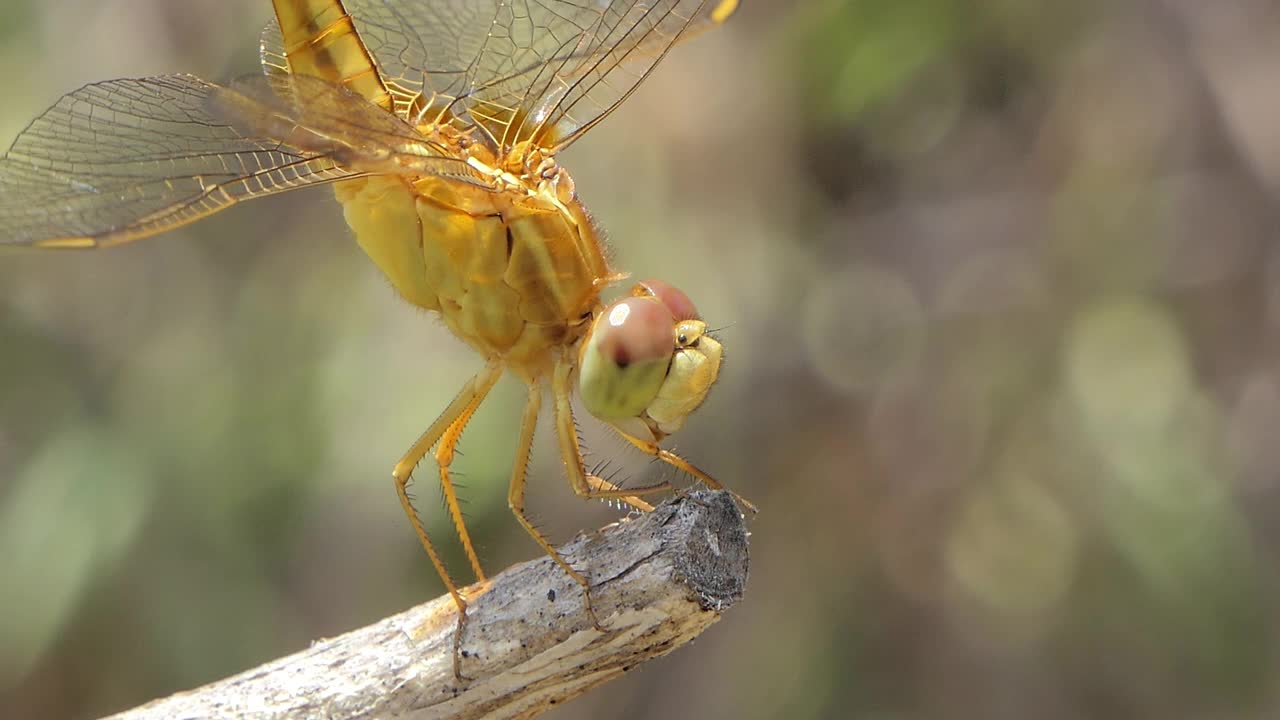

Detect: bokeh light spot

[946,474,1078,635]
[1066,298,1191,433]
[802,265,926,395]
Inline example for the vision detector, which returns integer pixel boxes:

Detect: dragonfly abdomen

[271,0,391,111]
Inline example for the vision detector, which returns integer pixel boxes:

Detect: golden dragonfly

[0,0,749,675]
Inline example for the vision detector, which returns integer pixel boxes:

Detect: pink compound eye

[635,278,700,321]
[596,297,675,368]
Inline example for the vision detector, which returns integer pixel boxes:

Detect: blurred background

[2,0,1280,717]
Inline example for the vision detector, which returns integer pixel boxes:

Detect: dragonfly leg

[611,426,759,516]
[508,380,607,632]
[434,395,489,583]
[551,359,672,511]
[582,475,656,513]
[391,361,503,681]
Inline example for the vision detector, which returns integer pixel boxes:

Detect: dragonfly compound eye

[579,297,675,420]
[634,278,701,321]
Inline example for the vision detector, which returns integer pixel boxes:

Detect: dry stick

[104,490,750,720]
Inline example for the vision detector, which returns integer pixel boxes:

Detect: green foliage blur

[3,1,1280,718]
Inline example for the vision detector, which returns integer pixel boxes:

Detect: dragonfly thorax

[334,165,614,381]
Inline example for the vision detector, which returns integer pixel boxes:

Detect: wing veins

[544,2,700,149]
[520,0,671,148]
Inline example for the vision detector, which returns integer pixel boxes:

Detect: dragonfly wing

[257,7,476,127]
[0,74,355,248]
[300,0,740,153]
[260,18,289,79]
[208,73,487,185]
[461,0,741,151]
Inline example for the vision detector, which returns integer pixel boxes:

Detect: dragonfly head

[578,279,723,442]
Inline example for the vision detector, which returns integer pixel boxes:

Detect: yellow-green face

[643,318,723,437]
[578,281,723,439]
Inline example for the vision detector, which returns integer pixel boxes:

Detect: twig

[103,490,750,720]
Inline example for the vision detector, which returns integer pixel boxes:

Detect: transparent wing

[209,74,486,184]
[0,72,486,249]
[465,0,739,150]
[261,0,739,154]
[0,74,354,248]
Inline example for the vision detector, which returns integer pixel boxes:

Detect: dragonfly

[0,0,750,679]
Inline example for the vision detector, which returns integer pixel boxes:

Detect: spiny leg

[612,428,759,515]
[552,358,673,508]
[584,475,655,513]
[507,380,608,632]
[435,395,488,581]
[391,361,503,680]
[392,362,503,596]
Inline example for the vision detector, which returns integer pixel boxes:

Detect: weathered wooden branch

[104,490,750,720]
